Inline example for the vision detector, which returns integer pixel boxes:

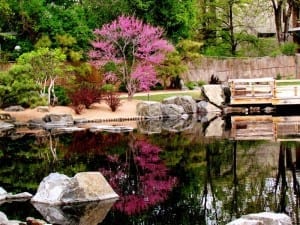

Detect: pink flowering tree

[89,15,174,99]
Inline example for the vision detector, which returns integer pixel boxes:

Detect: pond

[0,114,300,225]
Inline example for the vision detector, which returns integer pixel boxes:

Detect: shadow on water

[0,113,300,224]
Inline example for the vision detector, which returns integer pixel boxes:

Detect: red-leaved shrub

[69,87,101,114]
[103,92,121,112]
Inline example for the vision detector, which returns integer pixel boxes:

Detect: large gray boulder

[161,104,185,118]
[29,114,74,129]
[0,187,32,203]
[136,101,162,118]
[4,105,24,112]
[31,172,118,205]
[227,212,292,225]
[202,84,225,107]
[0,122,14,131]
[162,96,197,114]
[43,114,74,128]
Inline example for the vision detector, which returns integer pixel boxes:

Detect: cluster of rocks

[135,89,225,134]
[136,94,222,119]
[0,172,118,225]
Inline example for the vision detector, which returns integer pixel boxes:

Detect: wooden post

[273,80,277,98]
[231,81,235,98]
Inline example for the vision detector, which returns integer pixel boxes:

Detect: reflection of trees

[275,142,300,223]
[0,135,56,193]
[147,136,281,224]
[99,138,178,215]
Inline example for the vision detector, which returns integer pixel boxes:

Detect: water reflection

[0,116,300,224]
[99,139,177,215]
[32,199,117,225]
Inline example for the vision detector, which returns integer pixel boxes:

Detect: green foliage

[0,66,43,108]
[176,39,203,62]
[17,48,66,84]
[238,38,280,57]
[156,50,188,89]
[280,42,298,56]
[82,0,131,29]
[127,0,198,42]
[197,80,206,86]
[54,34,83,62]
[276,73,282,80]
[0,0,13,30]
[101,83,115,92]
[14,47,66,105]
[54,86,70,106]
[203,42,232,57]
[34,34,52,48]
[185,81,198,90]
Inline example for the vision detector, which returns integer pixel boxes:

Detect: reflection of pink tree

[100,140,177,215]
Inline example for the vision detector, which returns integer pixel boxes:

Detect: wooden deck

[228,77,300,105]
[230,115,300,141]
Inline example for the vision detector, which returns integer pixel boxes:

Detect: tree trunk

[229,1,236,56]
[272,0,284,43]
[283,0,293,42]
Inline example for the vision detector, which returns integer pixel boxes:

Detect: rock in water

[31,172,118,205]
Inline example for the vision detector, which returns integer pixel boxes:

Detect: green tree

[80,0,130,29]
[199,0,259,56]
[127,0,198,42]
[156,39,202,89]
[0,0,13,31]
[17,48,66,105]
[0,66,42,108]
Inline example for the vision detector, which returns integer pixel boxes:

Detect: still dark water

[0,115,300,225]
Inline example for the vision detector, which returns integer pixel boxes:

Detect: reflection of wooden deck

[230,115,300,141]
[229,77,300,105]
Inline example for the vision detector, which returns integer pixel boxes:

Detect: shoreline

[4,99,141,125]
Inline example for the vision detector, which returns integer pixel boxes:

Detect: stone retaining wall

[184,54,300,82]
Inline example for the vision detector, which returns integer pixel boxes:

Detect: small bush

[69,87,101,110]
[280,42,298,56]
[54,86,71,106]
[276,73,282,80]
[185,81,198,90]
[209,75,221,84]
[103,92,121,112]
[150,82,164,90]
[197,80,206,87]
[101,83,115,92]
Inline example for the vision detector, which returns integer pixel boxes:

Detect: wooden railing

[228,77,300,105]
